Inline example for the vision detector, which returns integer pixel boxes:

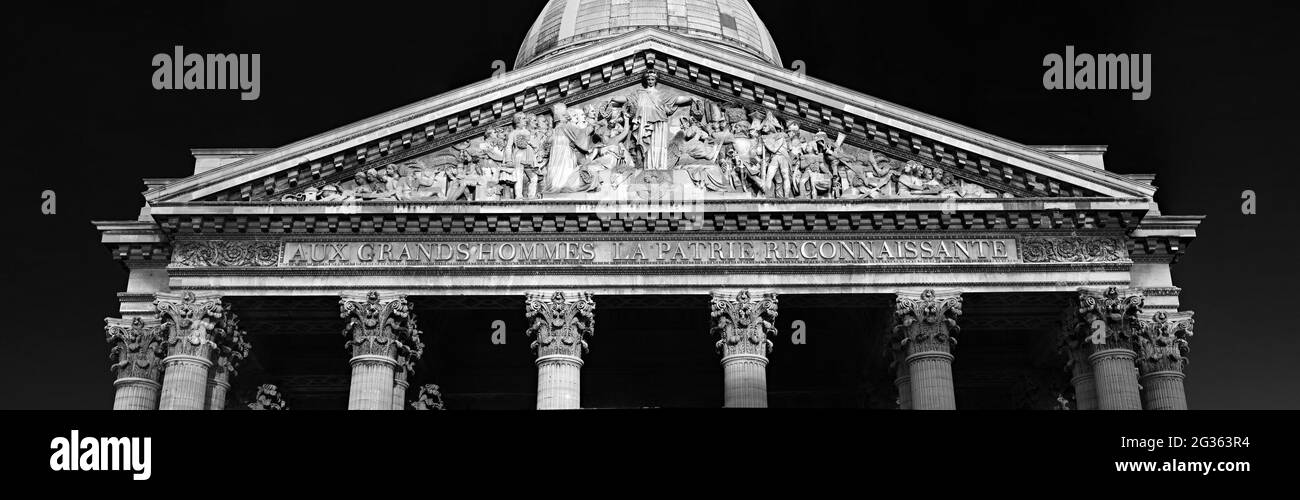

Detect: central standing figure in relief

[611,70,695,170]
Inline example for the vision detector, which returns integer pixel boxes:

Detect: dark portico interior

[227,293,1072,410]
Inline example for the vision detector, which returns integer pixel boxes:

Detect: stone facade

[92,2,1202,410]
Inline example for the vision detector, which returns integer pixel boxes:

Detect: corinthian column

[154,292,224,410]
[105,317,167,410]
[892,289,962,410]
[1065,287,1145,410]
[340,291,416,410]
[1059,310,1098,410]
[1136,311,1195,410]
[525,291,594,410]
[710,290,778,408]
[206,305,250,410]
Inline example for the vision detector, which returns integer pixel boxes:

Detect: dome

[515,0,782,69]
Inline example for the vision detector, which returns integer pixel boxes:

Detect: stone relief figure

[411,384,446,410]
[247,384,288,410]
[583,103,635,193]
[279,83,1015,203]
[505,113,542,199]
[610,70,695,170]
[542,104,598,194]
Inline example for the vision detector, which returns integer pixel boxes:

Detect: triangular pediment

[145,28,1157,205]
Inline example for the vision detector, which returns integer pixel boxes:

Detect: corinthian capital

[893,289,962,353]
[395,312,425,375]
[525,291,595,358]
[710,289,778,358]
[1065,286,1144,351]
[104,317,167,380]
[339,291,415,359]
[213,305,251,375]
[153,291,224,357]
[1136,311,1194,373]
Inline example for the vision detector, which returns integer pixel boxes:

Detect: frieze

[165,235,1139,268]
[174,240,279,267]
[279,238,1017,266]
[1021,236,1128,263]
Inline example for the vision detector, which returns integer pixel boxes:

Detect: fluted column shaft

[1067,347,1098,410]
[721,354,769,408]
[113,378,161,410]
[907,348,956,410]
[894,374,912,410]
[106,317,167,410]
[205,366,231,410]
[1141,371,1187,410]
[159,351,213,410]
[349,355,397,410]
[526,291,595,410]
[1088,347,1142,410]
[536,355,584,409]
[893,289,962,410]
[392,365,410,410]
[710,290,778,408]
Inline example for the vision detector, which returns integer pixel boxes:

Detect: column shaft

[536,355,583,410]
[894,375,912,410]
[205,367,230,410]
[348,355,397,410]
[1071,372,1098,410]
[159,354,213,410]
[392,369,409,410]
[1089,348,1142,410]
[1140,371,1187,410]
[907,351,956,410]
[722,354,768,408]
[112,378,161,410]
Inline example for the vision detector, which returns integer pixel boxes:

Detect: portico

[93,0,1201,410]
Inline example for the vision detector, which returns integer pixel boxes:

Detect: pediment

[144,28,1156,205]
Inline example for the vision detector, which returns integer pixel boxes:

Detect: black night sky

[2,0,1297,409]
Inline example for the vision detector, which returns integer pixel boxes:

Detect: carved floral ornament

[104,317,167,378]
[1021,237,1128,263]
[174,240,278,267]
[1136,311,1195,371]
[709,289,779,357]
[892,289,963,350]
[524,291,595,358]
[1064,286,1145,350]
[153,291,224,350]
[276,74,1014,204]
[339,291,418,359]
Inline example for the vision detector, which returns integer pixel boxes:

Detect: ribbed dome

[515,0,781,69]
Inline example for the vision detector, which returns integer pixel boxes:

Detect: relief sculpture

[282,70,1013,203]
